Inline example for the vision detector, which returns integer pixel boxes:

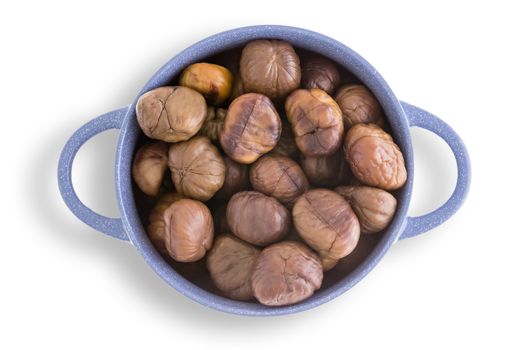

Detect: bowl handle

[399,102,471,240]
[57,107,129,241]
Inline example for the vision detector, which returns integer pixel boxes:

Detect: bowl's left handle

[57,107,130,241]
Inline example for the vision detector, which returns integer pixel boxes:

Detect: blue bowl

[58,25,471,316]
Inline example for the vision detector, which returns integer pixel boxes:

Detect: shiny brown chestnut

[301,55,340,94]
[335,84,385,129]
[132,141,168,196]
[300,149,349,188]
[179,63,233,105]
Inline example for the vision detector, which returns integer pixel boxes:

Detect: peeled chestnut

[164,198,214,262]
[344,123,407,190]
[251,241,323,306]
[136,86,207,142]
[206,234,260,301]
[250,155,309,207]
[179,63,233,105]
[335,85,385,128]
[199,107,227,142]
[215,156,250,200]
[168,136,225,201]
[335,185,397,234]
[321,256,339,272]
[270,121,299,159]
[132,141,168,196]
[301,55,340,94]
[147,192,182,257]
[285,88,344,157]
[240,40,301,99]
[227,191,290,246]
[219,93,281,164]
[300,149,350,187]
[292,189,360,260]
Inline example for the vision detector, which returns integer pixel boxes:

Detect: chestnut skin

[301,55,340,94]
[168,136,226,201]
[220,93,281,164]
[335,85,385,129]
[136,86,207,142]
[214,156,250,200]
[147,192,183,257]
[163,198,214,262]
[132,141,168,196]
[251,241,323,306]
[227,191,290,246]
[240,40,301,100]
[335,185,397,234]
[199,106,227,142]
[292,189,360,260]
[250,155,309,207]
[206,234,260,301]
[344,123,407,190]
[300,149,350,188]
[285,88,344,157]
[179,63,233,105]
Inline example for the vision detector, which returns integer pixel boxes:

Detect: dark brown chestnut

[301,55,340,94]
[215,156,250,200]
[299,149,350,188]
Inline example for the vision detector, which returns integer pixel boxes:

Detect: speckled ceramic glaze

[58,25,471,316]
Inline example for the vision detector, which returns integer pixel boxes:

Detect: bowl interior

[119,25,413,315]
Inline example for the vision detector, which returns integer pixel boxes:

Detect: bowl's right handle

[399,102,471,240]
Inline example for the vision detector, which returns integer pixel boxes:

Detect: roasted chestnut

[219,93,281,164]
[215,156,250,200]
[199,106,227,142]
[250,155,309,207]
[206,234,260,301]
[168,136,225,201]
[292,189,360,260]
[335,85,385,128]
[147,192,182,257]
[179,63,233,105]
[300,149,350,187]
[344,123,407,190]
[251,241,323,306]
[335,185,397,234]
[136,86,207,142]
[301,55,340,94]
[132,141,168,196]
[240,40,301,99]
[227,191,290,246]
[285,88,344,157]
[164,198,214,262]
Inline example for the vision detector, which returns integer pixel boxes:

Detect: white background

[1,1,524,349]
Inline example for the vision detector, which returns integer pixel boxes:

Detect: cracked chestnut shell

[206,234,260,301]
[136,86,207,142]
[147,192,183,257]
[132,141,168,196]
[285,88,344,157]
[227,191,290,246]
[335,85,385,129]
[335,185,397,234]
[219,93,281,164]
[344,123,407,190]
[199,107,227,142]
[164,198,214,262]
[301,55,340,94]
[250,155,309,207]
[300,149,350,187]
[251,241,323,306]
[168,136,225,201]
[240,40,301,99]
[215,156,250,200]
[179,63,233,105]
[292,189,360,260]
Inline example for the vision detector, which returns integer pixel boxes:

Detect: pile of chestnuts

[132,39,407,306]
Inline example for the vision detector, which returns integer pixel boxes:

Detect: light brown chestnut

[163,198,214,262]
[179,63,233,105]
[300,149,350,188]
[199,107,227,142]
[219,93,281,164]
[285,88,344,157]
[206,234,260,301]
[132,141,168,196]
[335,85,385,128]
[344,123,407,190]
[250,155,309,206]
[251,241,323,306]
[240,40,301,99]
[215,156,250,200]
[335,185,397,234]
[147,192,183,257]
[301,55,340,94]
[227,191,290,246]
[136,86,207,142]
[168,136,225,201]
[292,189,360,260]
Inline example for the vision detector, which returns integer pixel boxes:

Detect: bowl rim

[115,25,414,316]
